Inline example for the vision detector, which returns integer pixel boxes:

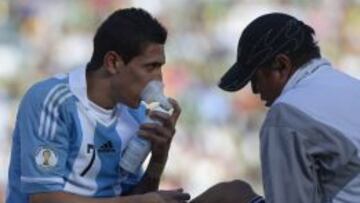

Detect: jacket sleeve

[260,124,322,203]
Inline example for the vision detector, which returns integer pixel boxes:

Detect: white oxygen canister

[119,80,173,174]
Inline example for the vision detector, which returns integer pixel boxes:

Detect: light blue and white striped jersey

[6,67,146,203]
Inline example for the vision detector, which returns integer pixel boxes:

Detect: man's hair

[87,8,167,71]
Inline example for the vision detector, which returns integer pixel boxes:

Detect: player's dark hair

[87,8,167,71]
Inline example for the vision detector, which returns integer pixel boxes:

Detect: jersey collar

[69,66,91,110]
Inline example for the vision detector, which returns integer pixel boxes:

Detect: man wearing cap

[191,12,360,203]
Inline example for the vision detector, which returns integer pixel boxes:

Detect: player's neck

[86,70,116,110]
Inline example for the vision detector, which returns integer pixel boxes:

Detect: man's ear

[103,51,124,75]
[273,54,294,80]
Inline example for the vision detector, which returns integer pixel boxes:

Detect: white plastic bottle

[119,80,173,174]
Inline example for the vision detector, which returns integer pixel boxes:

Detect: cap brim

[218,62,255,92]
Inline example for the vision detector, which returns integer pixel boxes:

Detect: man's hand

[143,189,191,203]
[190,180,259,203]
[129,98,181,193]
[30,189,190,203]
[138,98,181,168]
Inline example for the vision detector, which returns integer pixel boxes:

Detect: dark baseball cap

[218,13,307,92]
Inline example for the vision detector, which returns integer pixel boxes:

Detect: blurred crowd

[0,0,360,201]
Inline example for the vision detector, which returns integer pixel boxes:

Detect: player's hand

[138,98,181,164]
[190,180,259,203]
[142,188,190,203]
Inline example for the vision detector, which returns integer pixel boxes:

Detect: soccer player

[6,8,190,203]
[192,13,360,203]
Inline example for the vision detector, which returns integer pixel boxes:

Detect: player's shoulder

[21,73,73,107]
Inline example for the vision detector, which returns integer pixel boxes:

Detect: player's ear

[103,51,125,75]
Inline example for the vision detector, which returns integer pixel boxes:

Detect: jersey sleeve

[17,82,73,194]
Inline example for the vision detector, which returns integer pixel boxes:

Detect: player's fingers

[168,98,181,124]
[138,129,167,145]
[149,111,172,128]
[140,124,173,141]
[158,189,191,201]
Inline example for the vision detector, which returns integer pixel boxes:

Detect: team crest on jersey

[35,146,58,169]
